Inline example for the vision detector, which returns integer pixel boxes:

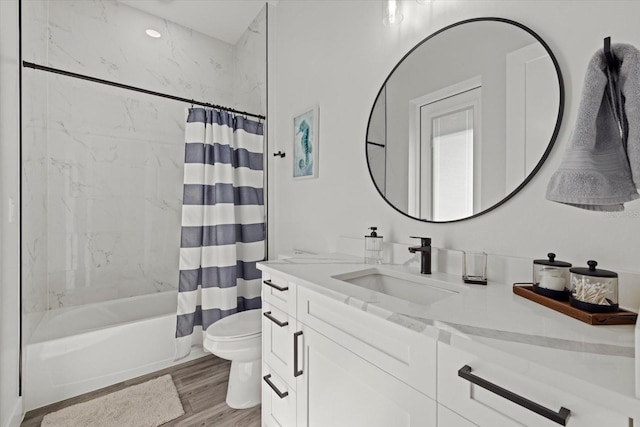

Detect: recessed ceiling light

[145,29,161,38]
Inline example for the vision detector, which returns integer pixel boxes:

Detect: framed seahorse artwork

[293,105,319,179]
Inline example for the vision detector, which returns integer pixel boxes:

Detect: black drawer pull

[294,331,303,377]
[458,365,570,425]
[263,311,289,327]
[263,374,288,399]
[264,279,289,292]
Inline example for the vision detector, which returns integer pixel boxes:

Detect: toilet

[203,309,262,409]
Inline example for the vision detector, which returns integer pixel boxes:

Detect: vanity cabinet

[262,273,438,427]
[262,268,633,427]
[437,343,630,427]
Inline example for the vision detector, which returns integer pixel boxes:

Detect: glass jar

[533,253,571,292]
[570,260,618,313]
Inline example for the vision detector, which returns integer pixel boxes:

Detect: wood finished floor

[21,355,261,427]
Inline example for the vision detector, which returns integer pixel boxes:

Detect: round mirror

[366,18,564,222]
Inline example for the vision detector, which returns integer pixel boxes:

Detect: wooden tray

[513,284,637,325]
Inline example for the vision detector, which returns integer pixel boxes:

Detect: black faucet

[408,237,431,274]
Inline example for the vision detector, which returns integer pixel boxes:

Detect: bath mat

[41,374,184,427]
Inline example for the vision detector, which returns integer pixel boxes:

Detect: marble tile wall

[235,7,267,117]
[21,0,266,327]
[22,0,49,321]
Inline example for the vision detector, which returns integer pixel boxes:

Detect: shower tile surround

[21,0,266,336]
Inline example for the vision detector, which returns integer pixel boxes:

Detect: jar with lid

[569,260,619,313]
[533,253,571,297]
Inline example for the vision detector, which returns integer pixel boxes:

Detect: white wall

[0,0,23,424]
[268,1,640,282]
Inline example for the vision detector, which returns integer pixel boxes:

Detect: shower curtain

[175,108,265,360]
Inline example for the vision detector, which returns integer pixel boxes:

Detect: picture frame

[292,105,319,179]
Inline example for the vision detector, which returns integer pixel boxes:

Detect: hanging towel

[546,43,640,211]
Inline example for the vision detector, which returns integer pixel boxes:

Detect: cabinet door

[438,343,629,427]
[297,285,437,399]
[262,301,296,390]
[296,325,436,427]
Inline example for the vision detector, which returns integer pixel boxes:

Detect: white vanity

[258,255,638,427]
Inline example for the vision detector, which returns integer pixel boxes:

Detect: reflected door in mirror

[413,86,481,221]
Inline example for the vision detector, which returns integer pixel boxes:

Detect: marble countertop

[257,253,639,417]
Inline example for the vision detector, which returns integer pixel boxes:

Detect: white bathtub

[24,291,206,410]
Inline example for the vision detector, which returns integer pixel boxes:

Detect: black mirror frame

[365,17,564,223]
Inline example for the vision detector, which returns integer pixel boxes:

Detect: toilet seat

[205,309,261,342]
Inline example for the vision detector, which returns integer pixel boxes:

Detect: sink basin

[332,267,462,306]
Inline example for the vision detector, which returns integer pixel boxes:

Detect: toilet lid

[206,309,262,340]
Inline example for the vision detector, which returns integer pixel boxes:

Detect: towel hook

[603,36,617,70]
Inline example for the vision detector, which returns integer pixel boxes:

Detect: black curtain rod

[22,61,266,120]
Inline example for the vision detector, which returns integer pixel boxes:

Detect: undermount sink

[332,267,463,306]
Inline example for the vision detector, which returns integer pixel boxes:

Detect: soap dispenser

[364,227,383,264]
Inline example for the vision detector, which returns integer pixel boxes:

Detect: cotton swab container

[569,260,619,313]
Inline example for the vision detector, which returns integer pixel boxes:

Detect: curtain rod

[22,61,266,121]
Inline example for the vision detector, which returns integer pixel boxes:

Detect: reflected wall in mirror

[366,18,564,222]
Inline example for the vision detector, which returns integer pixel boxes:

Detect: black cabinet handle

[263,311,289,327]
[458,365,571,426]
[263,374,288,399]
[294,331,303,377]
[264,279,288,292]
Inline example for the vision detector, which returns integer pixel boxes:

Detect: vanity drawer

[262,366,296,427]
[437,343,629,427]
[262,272,296,314]
[262,301,296,390]
[297,285,437,399]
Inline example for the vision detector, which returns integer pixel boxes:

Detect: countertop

[257,253,639,418]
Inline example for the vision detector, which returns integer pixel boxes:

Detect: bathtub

[24,291,206,410]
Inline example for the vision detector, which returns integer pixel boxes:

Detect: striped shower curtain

[175,108,264,360]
